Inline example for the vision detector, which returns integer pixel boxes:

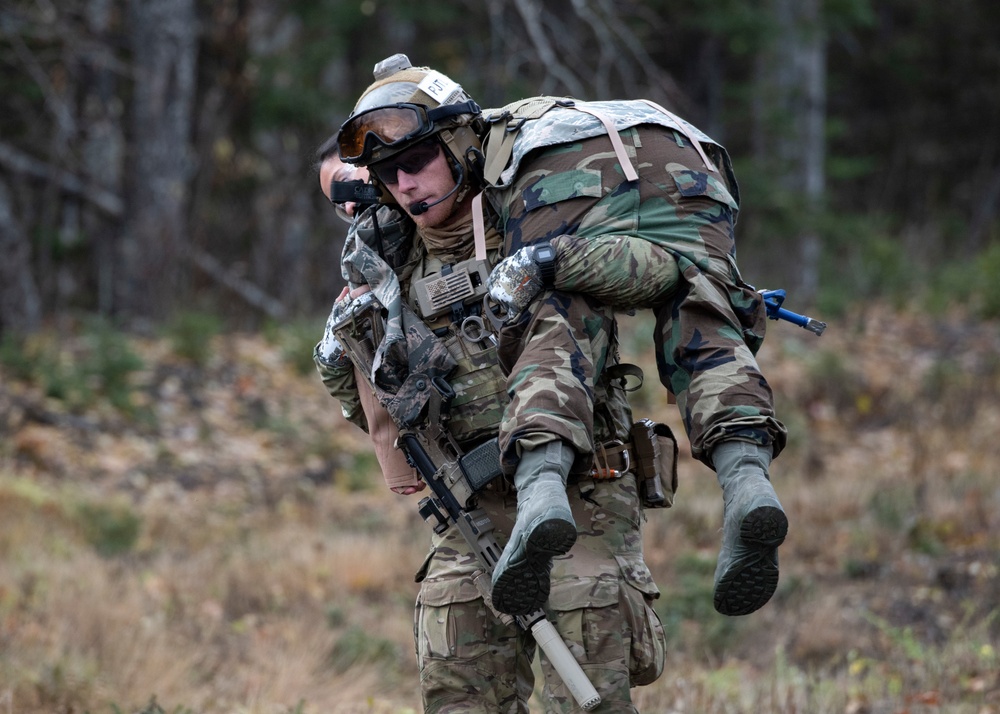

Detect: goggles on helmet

[337,100,480,164]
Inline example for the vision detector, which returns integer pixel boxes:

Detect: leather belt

[591,440,633,480]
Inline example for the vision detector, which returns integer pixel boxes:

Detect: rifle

[330,290,602,710]
[760,289,827,336]
[399,425,602,711]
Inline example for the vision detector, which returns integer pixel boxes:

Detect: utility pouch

[629,418,678,509]
[459,438,504,492]
[413,258,491,320]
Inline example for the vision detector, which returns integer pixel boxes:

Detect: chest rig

[408,252,509,448]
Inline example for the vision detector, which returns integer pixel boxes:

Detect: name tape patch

[418,71,461,105]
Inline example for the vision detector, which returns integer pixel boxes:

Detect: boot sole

[492,518,577,616]
[714,505,788,616]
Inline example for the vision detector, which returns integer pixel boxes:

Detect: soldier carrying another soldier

[315,54,789,711]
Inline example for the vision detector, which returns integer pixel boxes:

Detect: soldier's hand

[487,248,544,318]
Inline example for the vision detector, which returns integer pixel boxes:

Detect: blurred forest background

[2,0,999,334]
[2,1,1000,713]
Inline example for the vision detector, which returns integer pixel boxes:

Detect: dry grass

[1,305,999,713]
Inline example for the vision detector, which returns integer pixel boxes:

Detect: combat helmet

[336,54,485,204]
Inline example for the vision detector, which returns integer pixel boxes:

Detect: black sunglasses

[369,140,442,185]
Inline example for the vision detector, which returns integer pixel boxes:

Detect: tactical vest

[406,249,509,448]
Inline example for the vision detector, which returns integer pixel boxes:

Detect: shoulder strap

[568,105,639,182]
[639,99,718,173]
[472,191,488,261]
[482,97,564,186]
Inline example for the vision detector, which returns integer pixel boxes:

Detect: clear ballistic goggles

[337,100,479,164]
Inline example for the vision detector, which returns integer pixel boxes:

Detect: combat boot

[491,440,577,616]
[711,440,788,616]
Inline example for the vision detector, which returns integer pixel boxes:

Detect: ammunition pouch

[458,438,504,492]
[629,418,679,509]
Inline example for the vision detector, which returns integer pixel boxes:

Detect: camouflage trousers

[494,125,787,465]
[496,292,633,476]
[414,472,666,713]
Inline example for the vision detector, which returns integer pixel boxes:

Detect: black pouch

[629,418,679,509]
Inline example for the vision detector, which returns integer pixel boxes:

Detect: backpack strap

[482,97,566,186]
[472,191,488,261]
[568,105,639,182]
[474,97,718,255]
[639,99,719,173]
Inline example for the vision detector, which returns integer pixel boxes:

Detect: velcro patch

[418,71,462,106]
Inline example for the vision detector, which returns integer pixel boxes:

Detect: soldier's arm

[487,234,681,317]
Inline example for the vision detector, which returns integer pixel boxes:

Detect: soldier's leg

[416,494,536,712]
[491,292,617,616]
[635,127,788,616]
[491,439,578,616]
[539,474,667,712]
[492,125,789,616]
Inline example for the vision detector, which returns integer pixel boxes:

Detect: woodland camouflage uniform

[315,208,666,712]
[481,98,788,467]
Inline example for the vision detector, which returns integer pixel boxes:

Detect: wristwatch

[532,242,557,288]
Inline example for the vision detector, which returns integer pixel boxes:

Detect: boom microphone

[409,164,465,216]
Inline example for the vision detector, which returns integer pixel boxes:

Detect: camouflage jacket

[481,97,739,206]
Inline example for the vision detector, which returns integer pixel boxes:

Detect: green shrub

[81,318,145,411]
[657,552,743,657]
[973,242,1000,319]
[1,322,144,413]
[340,452,379,492]
[868,484,915,533]
[804,349,866,415]
[74,499,141,557]
[164,311,223,365]
[263,318,325,376]
[327,625,399,673]
[0,332,37,381]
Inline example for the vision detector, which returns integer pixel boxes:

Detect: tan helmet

[336,54,484,204]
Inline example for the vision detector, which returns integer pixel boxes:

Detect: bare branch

[512,0,586,97]
[0,140,124,217]
[6,26,76,139]
[595,0,690,109]
[570,0,616,97]
[0,141,283,320]
[187,247,287,320]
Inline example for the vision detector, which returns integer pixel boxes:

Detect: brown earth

[1,305,998,713]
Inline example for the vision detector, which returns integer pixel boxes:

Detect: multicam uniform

[315,208,666,713]
[480,99,788,467]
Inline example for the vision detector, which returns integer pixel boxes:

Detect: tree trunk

[81,0,126,316]
[0,181,43,335]
[753,0,827,301]
[119,0,198,321]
